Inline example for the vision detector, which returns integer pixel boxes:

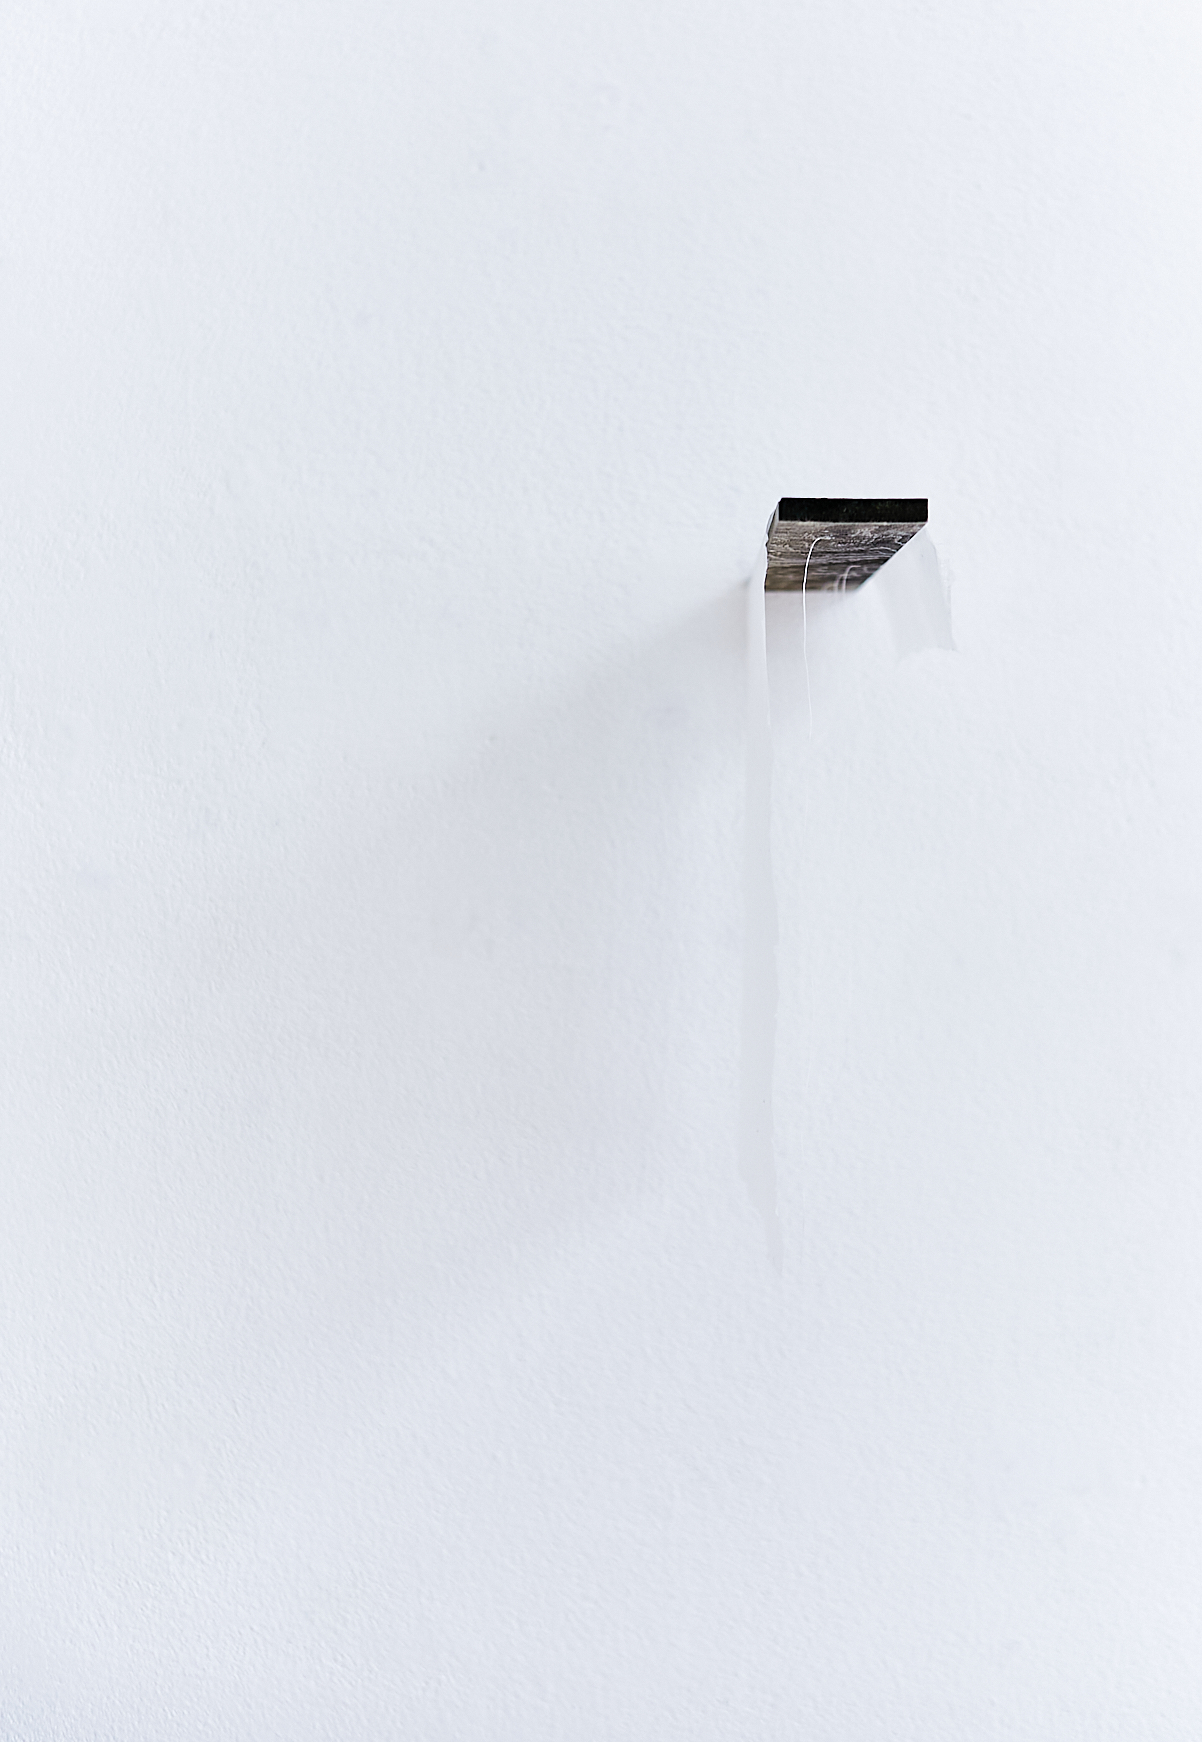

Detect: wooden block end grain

[765,498,927,591]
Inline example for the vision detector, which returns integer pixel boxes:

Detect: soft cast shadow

[166,583,750,1365]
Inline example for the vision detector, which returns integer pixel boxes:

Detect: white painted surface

[4,1,1202,1733]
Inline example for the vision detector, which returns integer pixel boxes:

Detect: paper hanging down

[739,550,783,1269]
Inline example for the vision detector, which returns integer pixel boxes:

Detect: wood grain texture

[765,511,925,591]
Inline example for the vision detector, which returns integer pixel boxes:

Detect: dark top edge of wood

[776,498,928,523]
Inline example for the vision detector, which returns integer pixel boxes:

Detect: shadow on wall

[162,582,750,1367]
[0,575,763,1717]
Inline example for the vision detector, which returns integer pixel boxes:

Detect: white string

[740,549,782,1269]
[801,535,824,740]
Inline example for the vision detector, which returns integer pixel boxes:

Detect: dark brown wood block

[765,498,927,590]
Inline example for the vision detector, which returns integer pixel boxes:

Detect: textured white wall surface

[4,1,1202,1734]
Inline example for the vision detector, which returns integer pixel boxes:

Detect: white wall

[4,0,1202,1734]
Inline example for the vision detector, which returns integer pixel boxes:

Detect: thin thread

[796,536,826,1275]
[801,536,824,740]
[741,556,782,1270]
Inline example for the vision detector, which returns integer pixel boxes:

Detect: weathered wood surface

[765,501,926,591]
